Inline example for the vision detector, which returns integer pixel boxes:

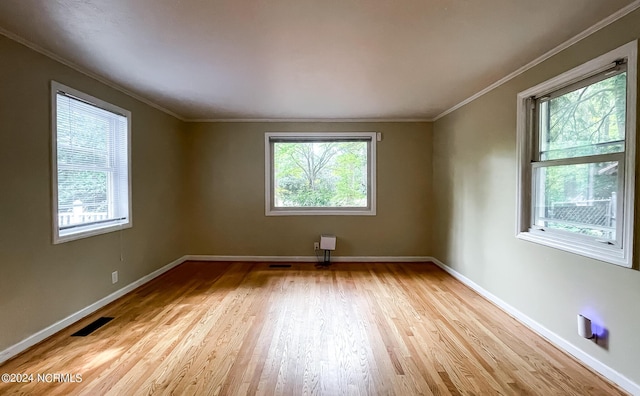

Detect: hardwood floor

[0,261,626,395]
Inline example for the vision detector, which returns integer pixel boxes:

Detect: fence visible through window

[541,194,616,239]
[58,200,109,227]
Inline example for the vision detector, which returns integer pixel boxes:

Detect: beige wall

[0,33,434,355]
[433,10,640,385]
[0,36,188,351]
[185,122,433,257]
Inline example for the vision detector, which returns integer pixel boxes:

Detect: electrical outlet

[111,271,118,284]
[314,242,320,251]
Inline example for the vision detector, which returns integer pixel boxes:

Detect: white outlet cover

[112,271,118,284]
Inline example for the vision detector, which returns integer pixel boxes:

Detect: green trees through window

[56,104,110,214]
[541,72,626,160]
[273,141,368,208]
[52,81,131,243]
[517,41,636,266]
[534,69,627,240]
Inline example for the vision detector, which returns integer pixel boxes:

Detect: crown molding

[3,0,639,125]
[0,27,434,124]
[433,0,640,122]
[0,27,185,122]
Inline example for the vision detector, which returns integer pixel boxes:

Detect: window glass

[515,41,636,267]
[273,140,368,208]
[533,161,619,241]
[265,133,376,216]
[53,82,131,243]
[539,72,626,161]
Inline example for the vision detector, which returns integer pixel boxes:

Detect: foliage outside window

[52,81,131,243]
[516,42,637,267]
[265,133,376,215]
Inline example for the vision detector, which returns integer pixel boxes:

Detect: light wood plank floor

[0,262,626,395]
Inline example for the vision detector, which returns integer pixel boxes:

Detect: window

[516,41,637,267]
[51,81,132,243]
[265,132,377,215]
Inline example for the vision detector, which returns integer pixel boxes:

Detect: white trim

[623,42,638,267]
[264,132,377,216]
[185,255,433,263]
[0,28,184,122]
[51,81,134,244]
[55,223,133,244]
[515,93,532,236]
[518,231,629,267]
[265,209,377,216]
[0,255,188,365]
[429,257,640,396]
[433,0,640,121]
[515,41,637,268]
[3,1,640,124]
[516,42,637,100]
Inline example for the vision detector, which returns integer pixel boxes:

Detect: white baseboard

[0,255,189,365]
[185,255,433,263]
[12,254,634,394]
[429,257,640,396]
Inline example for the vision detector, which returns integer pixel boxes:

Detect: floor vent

[71,317,114,337]
[269,264,292,268]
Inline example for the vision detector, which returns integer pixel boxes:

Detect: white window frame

[265,132,377,216]
[51,81,132,243]
[516,41,637,267]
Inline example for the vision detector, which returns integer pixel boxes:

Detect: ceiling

[0,0,638,121]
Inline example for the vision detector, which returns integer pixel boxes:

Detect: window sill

[516,230,630,268]
[54,221,131,244]
[266,208,376,216]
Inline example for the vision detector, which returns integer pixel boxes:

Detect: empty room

[1,0,640,395]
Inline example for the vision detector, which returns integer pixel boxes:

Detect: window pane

[55,88,129,236]
[57,170,108,226]
[533,162,618,240]
[273,141,368,208]
[58,145,109,168]
[539,72,626,160]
